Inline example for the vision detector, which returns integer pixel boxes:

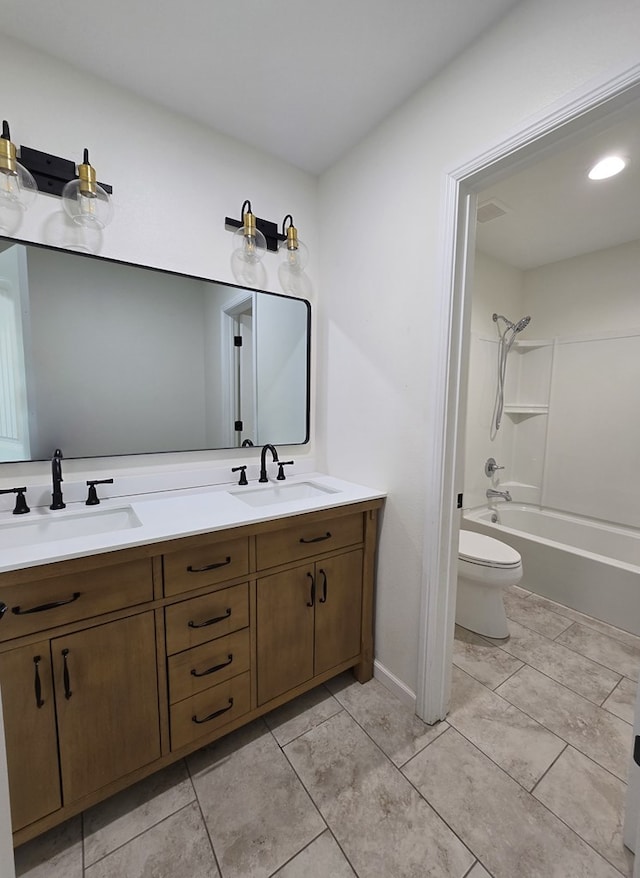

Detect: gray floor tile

[14,817,82,878]
[84,801,218,878]
[533,746,634,876]
[526,594,640,647]
[83,759,195,867]
[449,666,566,790]
[495,620,622,704]
[502,590,575,638]
[273,831,356,877]
[403,727,620,878]
[187,720,325,878]
[264,685,343,747]
[327,673,448,766]
[285,710,474,878]
[453,625,524,689]
[496,666,632,780]
[556,622,640,681]
[602,676,637,724]
[466,864,492,878]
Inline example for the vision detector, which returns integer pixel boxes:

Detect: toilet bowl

[456,530,523,639]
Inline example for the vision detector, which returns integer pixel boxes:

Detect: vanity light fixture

[225,199,285,256]
[588,155,627,180]
[0,120,38,235]
[280,214,309,273]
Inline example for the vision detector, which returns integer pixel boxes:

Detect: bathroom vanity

[0,476,383,846]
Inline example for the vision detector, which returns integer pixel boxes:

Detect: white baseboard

[373,660,416,709]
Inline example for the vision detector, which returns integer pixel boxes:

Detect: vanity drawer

[170,671,251,751]
[163,536,250,596]
[0,559,153,643]
[168,628,250,704]
[165,583,249,655]
[256,512,363,570]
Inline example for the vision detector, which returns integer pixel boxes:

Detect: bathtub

[463,504,640,636]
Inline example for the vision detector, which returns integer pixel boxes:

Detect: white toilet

[456,530,523,639]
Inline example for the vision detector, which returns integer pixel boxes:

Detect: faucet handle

[231,466,248,486]
[0,487,30,515]
[276,461,294,481]
[86,478,114,506]
[485,457,505,477]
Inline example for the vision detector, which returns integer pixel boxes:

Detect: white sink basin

[0,506,142,550]
[230,481,338,508]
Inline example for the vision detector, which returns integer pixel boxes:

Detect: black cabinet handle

[192,697,234,724]
[190,654,233,678]
[299,532,331,544]
[0,602,7,621]
[306,572,315,607]
[188,608,231,629]
[12,592,81,615]
[61,649,72,699]
[318,569,328,604]
[187,557,231,573]
[33,655,44,708]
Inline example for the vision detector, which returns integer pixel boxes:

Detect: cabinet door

[257,566,314,705]
[0,641,61,832]
[53,612,160,804]
[314,550,363,676]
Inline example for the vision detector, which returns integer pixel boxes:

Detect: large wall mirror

[0,237,310,463]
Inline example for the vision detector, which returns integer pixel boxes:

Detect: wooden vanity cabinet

[0,498,381,847]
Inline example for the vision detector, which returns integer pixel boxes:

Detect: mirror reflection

[0,239,310,462]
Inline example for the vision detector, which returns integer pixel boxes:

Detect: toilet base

[455,578,510,639]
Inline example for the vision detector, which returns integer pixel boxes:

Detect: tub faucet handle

[485,457,504,477]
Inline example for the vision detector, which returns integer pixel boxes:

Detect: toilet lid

[459,530,521,568]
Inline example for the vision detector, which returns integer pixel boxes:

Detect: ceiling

[475,97,640,270]
[0,0,521,175]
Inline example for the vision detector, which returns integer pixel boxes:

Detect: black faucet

[259,444,279,482]
[50,448,66,510]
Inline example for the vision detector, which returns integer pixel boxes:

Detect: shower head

[514,315,531,333]
[492,313,531,334]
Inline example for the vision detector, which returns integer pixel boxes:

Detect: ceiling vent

[477,198,510,223]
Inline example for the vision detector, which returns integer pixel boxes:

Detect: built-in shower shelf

[504,403,549,418]
[513,339,552,351]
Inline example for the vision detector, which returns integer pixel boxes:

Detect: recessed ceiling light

[588,155,627,180]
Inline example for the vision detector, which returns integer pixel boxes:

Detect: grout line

[528,742,568,794]
[185,756,225,878]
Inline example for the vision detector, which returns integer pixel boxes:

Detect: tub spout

[486,488,512,502]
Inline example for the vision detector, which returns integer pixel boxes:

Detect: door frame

[416,58,640,723]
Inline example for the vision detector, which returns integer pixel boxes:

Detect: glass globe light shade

[281,237,309,273]
[0,138,37,234]
[61,178,113,229]
[232,223,267,265]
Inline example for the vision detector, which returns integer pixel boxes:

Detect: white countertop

[0,474,386,575]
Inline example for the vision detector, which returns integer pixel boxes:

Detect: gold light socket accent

[242,209,257,236]
[0,136,17,175]
[78,159,97,197]
[286,223,299,250]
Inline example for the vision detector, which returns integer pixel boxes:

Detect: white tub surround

[0,473,385,575]
[464,505,640,636]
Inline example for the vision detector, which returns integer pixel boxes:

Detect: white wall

[318,0,640,693]
[0,33,318,487]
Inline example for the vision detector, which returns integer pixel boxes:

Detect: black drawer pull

[33,655,44,708]
[191,654,233,678]
[61,649,72,700]
[0,602,7,621]
[299,532,331,544]
[192,697,234,724]
[12,592,81,615]
[318,569,328,603]
[188,608,231,629]
[187,557,231,573]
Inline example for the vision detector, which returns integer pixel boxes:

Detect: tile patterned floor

[14,585,639,877]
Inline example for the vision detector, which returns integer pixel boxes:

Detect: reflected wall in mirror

[0,238,310,462]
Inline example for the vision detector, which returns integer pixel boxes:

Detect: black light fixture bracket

[18,145,113,197]
[225,200,285,252]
